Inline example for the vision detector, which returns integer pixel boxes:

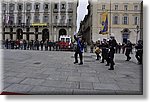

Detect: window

[55,15,58,19]
[134,5,138,11]
[34,15,40,22]
[54,3,58,9]
[134,16,138,25]
[123,16,128,25]
[10,28,13,32]
[44,3,49,10]
[61,15,65,20]
[26,15,31,25]
[115,5,118,10]
[9,15,14,25]
[9,3,15,11]
[68,16,72,23]
[35,3,40,10]
[26,3,31,11]
[18,4,23,11]
[113,16,119,24]
[102,5,105,10]
[62,4,65,9]
[68,3,72,9]
[124,5,128,11]
[2,3,6,11]
[43,15,49,22]
[18,16,22,25]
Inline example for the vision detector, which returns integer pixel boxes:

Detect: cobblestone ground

[2,49,143,95]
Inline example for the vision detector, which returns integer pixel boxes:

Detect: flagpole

[109,0,111,36]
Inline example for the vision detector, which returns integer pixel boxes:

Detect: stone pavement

[1,49,143,95]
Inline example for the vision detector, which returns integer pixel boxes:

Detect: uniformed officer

[135,40,143,64]
[100,38,109,66]
[107,35,117,70]
[125,40,132,61]
[74,33,84,65]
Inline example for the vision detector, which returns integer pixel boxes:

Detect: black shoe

[128,57,131,61]
[74,62,78,64]
[79,62,83,65]
[105,64,109,66]
[101,62,104,63]
[108,68,114,70]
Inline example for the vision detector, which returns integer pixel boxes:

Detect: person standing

[74,33,84,65]
[36,39,40,50]
[125,40,132,61]
[100,39,109,65]
[108,36,117,70]
[23,40,27,50]
[135,40,143,64]
[44,39,48,51]
[5,39,9,49]
[40,39,44,51]
[95,41,101,61]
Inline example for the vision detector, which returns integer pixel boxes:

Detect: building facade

[80,0,143,44]
[1,0,78,42]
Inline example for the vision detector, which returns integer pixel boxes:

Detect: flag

[99,11,108,35]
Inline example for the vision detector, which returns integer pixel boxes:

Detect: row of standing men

[2,39,74,51]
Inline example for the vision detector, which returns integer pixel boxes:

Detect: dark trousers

[74,50,83,63]
[125,49,131,60]
[96,53,101,60]
[109,52,115,68]
[135,50,143,64]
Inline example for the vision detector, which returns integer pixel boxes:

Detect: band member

[74,33,84,65]
[135,40,143,64]
[107,36,117,70]
[101,39,109,65]
[125,40,132,61]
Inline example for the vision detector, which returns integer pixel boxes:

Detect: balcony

[53,23,73,27]
[3,23,49,28]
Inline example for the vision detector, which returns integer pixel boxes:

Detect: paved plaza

[1,49,143,95]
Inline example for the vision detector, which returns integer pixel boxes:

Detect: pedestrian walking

[74,33,84,65]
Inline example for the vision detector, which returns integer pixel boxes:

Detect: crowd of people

[1,39,75,51]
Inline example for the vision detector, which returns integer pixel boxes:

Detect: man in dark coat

[100,39,109,65]
[135,40,143,64]
[125,40,132,61]
[74,33,84,65]
[108,36,117,70]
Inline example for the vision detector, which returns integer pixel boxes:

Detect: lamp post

[134,25,140,44]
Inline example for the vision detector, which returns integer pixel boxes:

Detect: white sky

[76,0,89,33]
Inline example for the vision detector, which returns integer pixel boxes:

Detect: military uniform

[135,40,143,64]
[108,38,117,70]
[125,41,132,61]
[100,41,109,65]
[74,35,84,65]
